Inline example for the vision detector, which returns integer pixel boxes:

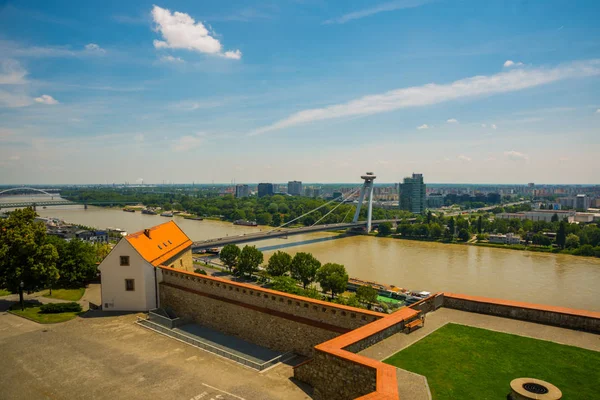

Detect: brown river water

[26,203,600,312]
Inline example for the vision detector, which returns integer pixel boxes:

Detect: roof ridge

[125,220,177,238]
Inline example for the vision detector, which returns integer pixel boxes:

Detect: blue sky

[0,0,599,184]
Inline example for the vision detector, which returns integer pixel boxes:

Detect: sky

[0,0,599,185]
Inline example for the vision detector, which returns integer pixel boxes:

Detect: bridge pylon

[352,172,376,232]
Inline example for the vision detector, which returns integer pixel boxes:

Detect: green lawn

[0,288,11,296]
[384,323,600,400]
[9,302,82,324]
[43,287,85,301]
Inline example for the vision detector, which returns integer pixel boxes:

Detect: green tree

[458,228,470,242]
[556,221,567,248]
[47,236,97,287]
[532,233,552,246]
[256,212,273,225]
[219,244,241,272]
[266,251,292,277]
[95,242,112,262]
[356,285,378,308]
[429,223,443,239]
[447,217,456,238]
[237,245,263,278]
[477,216,483,234]
[270,275,300,294]
[0,208,59,292]
[316,263,348,299]
[551,213,559,223]
[378,222,393,236]
[565,234,580,249]
[290,252,321,289]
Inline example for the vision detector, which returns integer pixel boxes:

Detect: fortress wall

[444,293,600,333]
[158,268,384,356]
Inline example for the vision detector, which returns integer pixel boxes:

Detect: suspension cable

[312,188,361,226]
[267,186,362,232]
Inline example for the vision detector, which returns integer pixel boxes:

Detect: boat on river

[347,277,427,304]
[233,219,258,226]
[123,208,135,213]
[160,212,174,217]
[141,209,157,215]
[184,216,204,221]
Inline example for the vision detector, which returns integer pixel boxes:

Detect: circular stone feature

[509,378,562,400]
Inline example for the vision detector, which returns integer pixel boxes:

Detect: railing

[137,317,291,371]
[148,308,184,329]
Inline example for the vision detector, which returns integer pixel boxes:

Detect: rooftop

[126,221,192,266]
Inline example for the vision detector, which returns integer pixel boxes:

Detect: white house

[99,221,193,311]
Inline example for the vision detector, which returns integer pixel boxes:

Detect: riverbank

[376,234,600,259]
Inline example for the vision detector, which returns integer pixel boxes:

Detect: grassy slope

[43,287,85,301]
[9,303,81,324]
[384,323,600,400]
[0,288,11,296]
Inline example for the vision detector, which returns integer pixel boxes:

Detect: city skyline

[1,1,599,184]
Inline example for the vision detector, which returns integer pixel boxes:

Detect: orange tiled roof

[125,221,192,266]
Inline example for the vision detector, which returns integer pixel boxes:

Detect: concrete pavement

[0,309,310,400]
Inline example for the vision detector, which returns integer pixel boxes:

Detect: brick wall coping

[444,292,600,319]
[310,306,420,400]
[158,266,385,318]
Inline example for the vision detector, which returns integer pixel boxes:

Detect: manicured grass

[43,287,85,301]
[384,323,600,400]
[9,302,82,324]
[0,288,11,296]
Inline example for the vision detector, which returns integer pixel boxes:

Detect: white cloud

[84,43,106,54]
[595,108,600,114]
[504,60,523,68]
[8,155,20,161]
[458,155,472,162]
[171,133,203,152]
[250,59,600,136]
[0,59,28,84]
[504,150,528,161]
[481,124,487,128]
[324,0,431,24]
[446,118,458,123]
[34,94,59,105]
[491,124,497,129]
[160,55,184,63]
[151,5,241,59]
[417,124,429,130]
[223,50,242,60]
[134,134,145,143]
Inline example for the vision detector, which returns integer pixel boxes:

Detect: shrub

[40,302,82,314]
[194,268,207,275]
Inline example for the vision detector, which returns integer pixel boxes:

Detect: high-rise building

[399,173,426,214]
[288,181,303,196]
[257,183,274,198]
[575,194,591,211]
[235,184,249,198]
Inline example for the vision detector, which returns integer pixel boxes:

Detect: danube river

[27,203,600,311]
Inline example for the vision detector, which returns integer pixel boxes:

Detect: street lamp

[19,281,24,311]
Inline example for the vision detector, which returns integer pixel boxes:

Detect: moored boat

[141,209,157,215]
[160,212,174,217]
[233,219,258,226]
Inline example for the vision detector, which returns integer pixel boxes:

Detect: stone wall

[444,293,600,333]
[158,268,383,356]
[163,248,194,272]
[294,351,377,400]
[409,292,444,314]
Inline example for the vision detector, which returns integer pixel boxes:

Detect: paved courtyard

[0,305,310,400]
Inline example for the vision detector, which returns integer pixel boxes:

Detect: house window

[125,279,135,291]
[120,256,130,266]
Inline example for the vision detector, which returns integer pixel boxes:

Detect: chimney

[144,229,151,239]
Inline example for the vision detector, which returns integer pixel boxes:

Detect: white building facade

[99,221,193,312]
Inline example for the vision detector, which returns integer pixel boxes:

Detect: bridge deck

[192,219,396,250]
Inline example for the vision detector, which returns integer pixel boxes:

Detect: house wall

[162,248,194,272]
[100,240,154,311]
